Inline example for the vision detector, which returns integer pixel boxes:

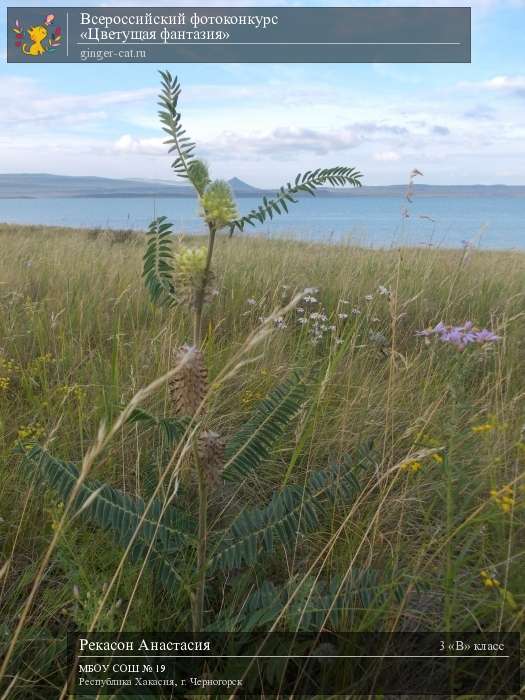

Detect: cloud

[373,150,401,162]
[463,104,496,121]
[113,134,165,155]
[0,76,156,128]
[114,121,412,160]
[433,125,450,136]
[459,75,525,98]
[113,122,408,159]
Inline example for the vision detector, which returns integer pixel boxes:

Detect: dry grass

[0,223,524,697]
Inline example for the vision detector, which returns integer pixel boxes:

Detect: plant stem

[192,223,216,347]
[193,443,208,633]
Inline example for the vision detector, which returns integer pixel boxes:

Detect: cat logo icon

[12,13,62,57]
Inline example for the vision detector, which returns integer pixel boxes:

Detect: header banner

[7,7,471,64]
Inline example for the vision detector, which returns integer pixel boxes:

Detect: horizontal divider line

[77,654,509,659]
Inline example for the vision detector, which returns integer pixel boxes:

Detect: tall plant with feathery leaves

[142,70,362,629]
[143,70,363,347]
[19,71,367,635]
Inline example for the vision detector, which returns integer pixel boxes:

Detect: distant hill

[322,184,525,198]
[0,173,524,199]
[0,174,194,199]
[227,176,260,194]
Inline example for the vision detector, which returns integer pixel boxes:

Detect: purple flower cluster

[417,321,501,351]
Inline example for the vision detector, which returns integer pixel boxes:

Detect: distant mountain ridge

[0,173,524,199]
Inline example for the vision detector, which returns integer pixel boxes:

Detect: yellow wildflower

[0,356,21,375]
[419,434,440,447]
[472,423,496,434]
[58,384,86,401]
[241,388,263,407]
[17,423,45,441]
[431,453,444,464]
[480,570,500,588]
[479,571,518,609]
[50,501,65,532]
[401,460,422,473]
[28,353,55,375]
[0,376,10,392]
[490,486,515,513]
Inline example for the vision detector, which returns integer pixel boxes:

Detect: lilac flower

[416,321,449,337]
[440,328,473,350]
[417,320,501,350]
[474,329,501,344]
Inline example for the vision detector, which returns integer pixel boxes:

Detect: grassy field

[0,222,524,697]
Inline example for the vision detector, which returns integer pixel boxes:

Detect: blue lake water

[1,195,524,249]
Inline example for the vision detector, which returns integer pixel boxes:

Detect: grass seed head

[174,245,216,308]
[169,344,208,417]
[197,430,225,485]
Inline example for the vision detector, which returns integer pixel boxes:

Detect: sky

[1,0,524,187]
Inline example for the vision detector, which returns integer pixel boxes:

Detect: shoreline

[1,222,524,255]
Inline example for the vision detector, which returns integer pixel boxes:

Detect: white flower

[365,294,374,301]
[297,317,308,325]
[339,299,350,305]
[303,295,318,304]
[329,325,336,331]
[247,298,257,306]
[338,312,348,320]
[304,287,319,294]
[335,337,344,345]
[377,285,391,296]
[310,312,321,320]
[296,307,305,314]
[352,308,361,315]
